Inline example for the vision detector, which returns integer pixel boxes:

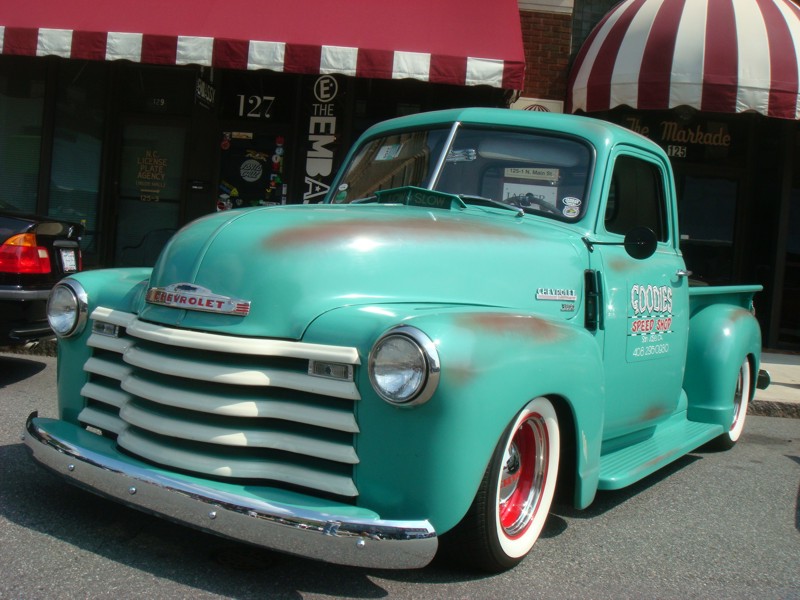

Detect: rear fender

[305,306,606,531]
[683,303,761,427]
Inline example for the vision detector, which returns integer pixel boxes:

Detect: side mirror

[624,227,658,260]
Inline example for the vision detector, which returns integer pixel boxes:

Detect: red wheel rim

[498,413,549,538]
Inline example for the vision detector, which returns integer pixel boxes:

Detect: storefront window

[49,61,108,264]
[677,175,737,284]
[779,154,800,346]
[0,58,45,213]
[572,0,619,55]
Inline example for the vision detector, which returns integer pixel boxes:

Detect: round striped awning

[0,0,525,90]
[568,0,800,119]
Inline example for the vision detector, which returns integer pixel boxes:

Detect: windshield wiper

[458,195,524,218]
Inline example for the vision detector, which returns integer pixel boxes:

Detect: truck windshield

[331,125,593,222]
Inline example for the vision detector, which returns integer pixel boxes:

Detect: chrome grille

[78,307,361,498]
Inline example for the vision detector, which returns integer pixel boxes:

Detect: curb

[4,341,798,419]
[749,399,800,420]
[1,340,58,357]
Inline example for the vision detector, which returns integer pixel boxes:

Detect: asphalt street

[1,352,799,599]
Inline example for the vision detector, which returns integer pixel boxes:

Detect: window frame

[598,148,676,250]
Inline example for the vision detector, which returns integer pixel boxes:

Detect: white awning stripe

[37,27,72,58]
[106,32,143,62]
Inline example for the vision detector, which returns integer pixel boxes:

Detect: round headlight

[47,280,88,338]
[368,326,440,406]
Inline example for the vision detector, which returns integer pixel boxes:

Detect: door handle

[676,269,693,278]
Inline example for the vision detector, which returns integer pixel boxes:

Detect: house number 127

[237,95,275,119]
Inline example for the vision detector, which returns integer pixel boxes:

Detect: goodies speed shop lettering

[630,284,673,335]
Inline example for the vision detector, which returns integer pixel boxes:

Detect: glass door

[114,121,186,266]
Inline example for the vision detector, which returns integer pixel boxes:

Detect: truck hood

[140,204,587,339]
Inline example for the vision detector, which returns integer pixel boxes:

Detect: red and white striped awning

[568,0,800,119]
[0,0,525,90]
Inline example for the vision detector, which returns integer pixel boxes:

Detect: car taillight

[0,233,51,274]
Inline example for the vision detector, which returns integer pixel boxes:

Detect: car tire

[711,357,752,451]
[442,397,559,572]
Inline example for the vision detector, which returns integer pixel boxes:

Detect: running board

[598,416,723,490]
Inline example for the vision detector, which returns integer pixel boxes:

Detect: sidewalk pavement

[3,342,799,419]
[751,352,800,419]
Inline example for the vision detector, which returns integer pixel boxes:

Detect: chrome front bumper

[24,413,438,569]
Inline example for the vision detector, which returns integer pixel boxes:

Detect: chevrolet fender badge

[146,283,251,316]
[535,287,577,302]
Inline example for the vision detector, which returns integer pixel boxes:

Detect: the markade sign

[302,75,347,203]
[620,113,744,161]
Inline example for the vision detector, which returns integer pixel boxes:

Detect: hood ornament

[146,283,251,316]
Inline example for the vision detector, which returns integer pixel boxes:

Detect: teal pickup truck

[26,108,769,572]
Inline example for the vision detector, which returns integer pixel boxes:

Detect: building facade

[519,0,800,350]
[0,0,524,267]
[565,0,800,350]
[1,0,798,350]
[0,58,508,267]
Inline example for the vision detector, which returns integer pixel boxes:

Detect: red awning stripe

[698,0,738,114]
[568,0,800,119]
[0,0,525,90]
[638,0,686,111]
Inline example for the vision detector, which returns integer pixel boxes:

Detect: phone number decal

[632,343,670,358]
[628,331,672,362]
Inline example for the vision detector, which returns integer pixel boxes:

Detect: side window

[604,156,667,241]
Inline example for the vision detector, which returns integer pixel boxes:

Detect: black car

[0,200,83,345]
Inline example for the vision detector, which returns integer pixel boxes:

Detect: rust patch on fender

[608,257,634,273]
[712,309,753,346]
[263,217,528,250]
[728,308,752,323]
[640,403,672,423]
[444,363,478,386]
[457,313,567,342]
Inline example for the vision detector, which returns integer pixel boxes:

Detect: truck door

[591,151,690,441]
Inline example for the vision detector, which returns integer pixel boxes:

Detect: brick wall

[519,10,572,100]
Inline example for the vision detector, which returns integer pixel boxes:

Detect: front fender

[305,305,605,533]
[55,268,152,423]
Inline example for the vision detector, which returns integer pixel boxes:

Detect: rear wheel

[443,397,559,572]
[712,357,752,450]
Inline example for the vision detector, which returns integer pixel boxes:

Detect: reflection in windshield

[332,129,449,202]
[332,125,592,222]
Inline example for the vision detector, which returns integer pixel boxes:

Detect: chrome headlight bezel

[368,325,440,406]
[46,279,88,338]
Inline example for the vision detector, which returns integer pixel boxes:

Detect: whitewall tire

[443,396,560,572]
